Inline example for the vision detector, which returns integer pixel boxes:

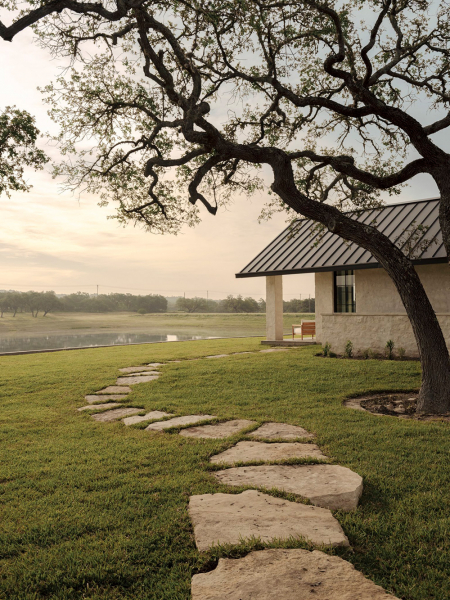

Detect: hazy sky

[0,27,440,300]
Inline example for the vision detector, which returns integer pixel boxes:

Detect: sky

[0,24,442,301]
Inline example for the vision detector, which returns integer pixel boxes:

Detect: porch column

[266,275,284,340]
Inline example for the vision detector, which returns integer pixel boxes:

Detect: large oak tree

[2,0,450,413]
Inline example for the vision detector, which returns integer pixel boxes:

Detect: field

[0,312,314,340]
[1,339,449,599]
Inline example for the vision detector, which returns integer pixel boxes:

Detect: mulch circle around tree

[344,393,450,421]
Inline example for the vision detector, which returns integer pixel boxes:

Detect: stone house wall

[315,263,450,357]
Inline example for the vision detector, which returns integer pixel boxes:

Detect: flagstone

[91,407,142,422]
[180,420,257,439]
[189,490,349,551]
[147,363,163,367]
[214,464,363,511]
[210,441,327,465]
[205,354,229,359]
[249,422,314,440]
[191,548,400,599]
[122,411,174,425]
[259,348,288,353]
[119,366,159,374]
[84,394,128,404]
[95,386,132,394]
[78,403,123,411]
[116,375,159,385]
[145,415,216,431]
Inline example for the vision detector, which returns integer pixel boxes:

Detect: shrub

[368,349,379,360]
[344,340,353,358]
[137,308,147,315]
[385,339,395,360]
[323,342,331,357]
[362,348,370,360]
[398,347,406,360]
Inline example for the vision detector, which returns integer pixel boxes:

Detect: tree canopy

[0,106,48,197]
[2,0,450,412]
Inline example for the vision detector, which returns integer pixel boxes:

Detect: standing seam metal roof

[236,198,447,278]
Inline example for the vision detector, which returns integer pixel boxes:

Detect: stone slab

[214,464,363,511]
[191,549,400,599]
[180,420,257,439]
[189,490,349,551]
[122,411,174,425]
[116,375,159,385]
[85,394,128,404]
[259,348,288,353]
[91,408,142,422]
[78,403,123,412]
[205,354,229,359]
[249,422,314,440]
[95,386,131,394]
[119,366,158,373]
[210,441,327,465]
[147,362,163,367]
[145,415,216,431]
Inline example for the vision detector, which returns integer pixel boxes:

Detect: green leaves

[0,106,48,197]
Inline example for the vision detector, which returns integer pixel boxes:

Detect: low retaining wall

[320,313,450,357]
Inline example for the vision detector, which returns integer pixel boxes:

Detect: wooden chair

[292,320,316,340]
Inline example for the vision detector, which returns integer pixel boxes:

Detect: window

[334,270,356,313]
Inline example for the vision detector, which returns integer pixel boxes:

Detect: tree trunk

[272,158,450,414]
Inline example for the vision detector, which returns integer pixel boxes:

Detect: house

[236,198,450,356]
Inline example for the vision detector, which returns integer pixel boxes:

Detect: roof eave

[235,256,448,278]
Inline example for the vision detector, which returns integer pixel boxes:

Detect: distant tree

[8,292,22,316]
[24,291,41,317]
[258,298,266,312]
[176,297,208,313]
[0,293,8,317]
[219,295,260,313]
[0,106,47,197]
[40,291,61,316]
[136,294,167,313]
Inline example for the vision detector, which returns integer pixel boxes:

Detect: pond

[0,332,225,353]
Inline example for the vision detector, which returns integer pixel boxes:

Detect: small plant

[398,347,406,360]
[344,340,353,358]
[368,348,379,360]
[362,348,370,359]
[329,351,337,358]
[385,339,395,360]
[323,342,331,357]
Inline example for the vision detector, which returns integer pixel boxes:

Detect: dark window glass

[334,270,356,313]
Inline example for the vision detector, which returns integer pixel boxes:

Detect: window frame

[333,270,356,313]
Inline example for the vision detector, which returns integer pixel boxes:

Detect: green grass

[0,311,314,339]
[1,338,449,599]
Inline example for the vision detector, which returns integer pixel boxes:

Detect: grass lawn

[1,338,449,599]
[0,312,314,340]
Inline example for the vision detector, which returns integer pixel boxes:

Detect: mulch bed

[344,393,450,421]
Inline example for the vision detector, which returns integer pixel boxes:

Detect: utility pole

[97,285,99,297]
[309,294,311,312]
[207,290,208,300]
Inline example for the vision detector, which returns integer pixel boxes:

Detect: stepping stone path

[123,411,174,426]
[249,422,315,439]
[116,375,159,385]
[214,464,363,511]
[146,415,216,431]
[78,402,123,411]
[209,441,327,465]
[76,349,396,599]
[189,490,349,550]
[96,385,131,394]
[180,420,257,439]
[191,548,400,599]
[91,407,142,422]
[85,394,128,404]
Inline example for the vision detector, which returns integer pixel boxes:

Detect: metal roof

[236,198,448,278]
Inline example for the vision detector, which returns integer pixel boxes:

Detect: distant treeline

[0,290,315,317]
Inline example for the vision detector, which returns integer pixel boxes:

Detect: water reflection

[0,332,223,353]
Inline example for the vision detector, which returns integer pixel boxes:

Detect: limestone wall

[315,263,450,356]
[320,313,450,357]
